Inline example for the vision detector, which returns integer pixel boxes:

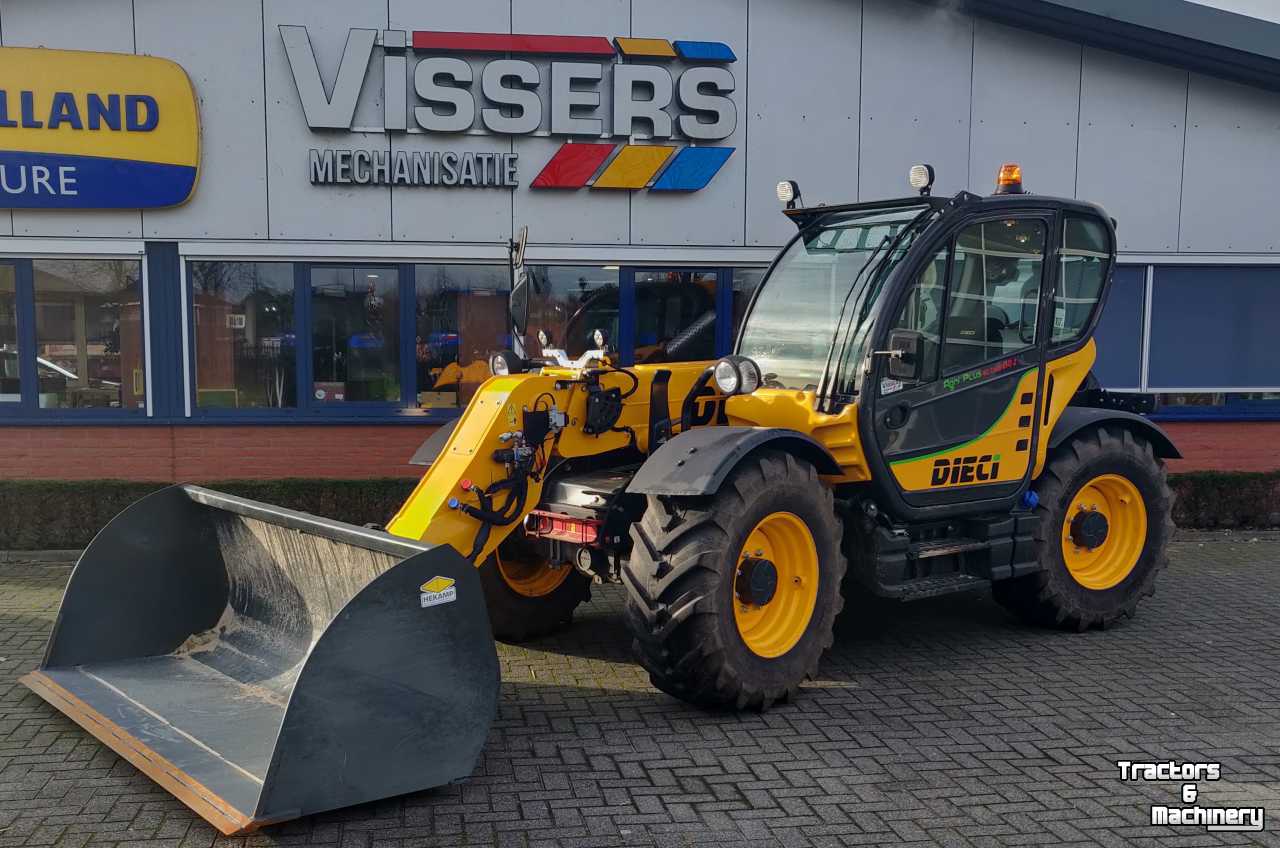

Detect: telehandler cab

[24,163,1177,833]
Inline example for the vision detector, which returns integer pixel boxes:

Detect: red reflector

[524,510,601,545]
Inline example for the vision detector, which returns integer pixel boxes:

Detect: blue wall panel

[1091,264,1144,389]
[1148,266,1280,389]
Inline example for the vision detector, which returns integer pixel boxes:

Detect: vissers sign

[0,47,200,209]
[282,27,737,193]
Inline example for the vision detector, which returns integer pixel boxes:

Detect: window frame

[185,261,745,421]
[1049,214,1114,349]
[881,244,952,392]
[621,266,732,366]
[188,260,447,422]
[937,213,1052,378]
[0,254,151,422]
[299,262,413,416]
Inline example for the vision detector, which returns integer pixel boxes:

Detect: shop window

[0,266,17,403]
[1153,392,1280,420]
[525,265,619,356]
[310,267,400,403]
[634,270,717,363]
[942,219,1045,373]
[731,267,767,339]
[1148,266,1280,390]
[1092,265,1144,390]
[1052,217,1111,345]
[190,262,296,409]
[33,259,145,410]
[414,264,507,409]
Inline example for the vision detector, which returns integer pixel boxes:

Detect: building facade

[1,0,1278,481]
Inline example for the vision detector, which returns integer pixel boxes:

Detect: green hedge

[0,479,417,551]
[1169,471,1280,530]
[0,473,1277,550]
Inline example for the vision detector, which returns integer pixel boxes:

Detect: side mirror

[885,329,923,382]
[509,275,529,336]
[508,225,530,336]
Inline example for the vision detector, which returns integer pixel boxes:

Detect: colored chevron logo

[410,31,736,62]
[531,144,734,192]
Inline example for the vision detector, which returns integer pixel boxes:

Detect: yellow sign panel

[0,46,200,209]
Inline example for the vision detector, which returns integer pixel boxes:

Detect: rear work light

[995,162,1023,194]
[524,510,602,545]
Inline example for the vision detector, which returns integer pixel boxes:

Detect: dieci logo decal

[419,576,457,608]
[0,47,199,209]
[931,454,1002,486]
[281,27,736,192]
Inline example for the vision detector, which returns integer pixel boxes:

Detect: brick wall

[0,425,436,481]
[1160,421,1280,473]
[0,420,1274,482]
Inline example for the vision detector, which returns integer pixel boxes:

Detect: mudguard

[1048,407,1181,459]
[626,426,842,497]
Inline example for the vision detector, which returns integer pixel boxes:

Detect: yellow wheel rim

[496,548,571,598]
[732,512,820,658]
[1061,473,1147,590]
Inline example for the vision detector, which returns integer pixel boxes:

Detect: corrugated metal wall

[1,0,1277,253]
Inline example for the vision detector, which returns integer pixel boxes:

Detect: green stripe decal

[888,371,1033,467]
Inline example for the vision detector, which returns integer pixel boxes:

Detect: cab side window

[942,219,1045,373]
[1053,217,1111,344]
[885,248,948,388]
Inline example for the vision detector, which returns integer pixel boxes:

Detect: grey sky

[1185,0,1280,25]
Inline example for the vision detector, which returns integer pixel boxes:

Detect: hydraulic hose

[461,475,530,561]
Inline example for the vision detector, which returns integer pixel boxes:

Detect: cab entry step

[885,573,991,601]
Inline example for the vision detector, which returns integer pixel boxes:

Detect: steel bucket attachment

[21,485,498,835]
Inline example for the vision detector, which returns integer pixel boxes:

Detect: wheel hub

[735,557,778,606]
[1069,509,1110,550]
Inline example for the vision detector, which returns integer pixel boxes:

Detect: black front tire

[622,450,846,710]
[993,425,1174,630]
[478,540,591,642]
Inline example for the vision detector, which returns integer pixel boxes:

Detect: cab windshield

[738,205,933,391]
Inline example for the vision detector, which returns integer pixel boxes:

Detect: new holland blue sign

[0,47,201,209]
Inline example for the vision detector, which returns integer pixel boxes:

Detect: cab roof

[783,190,1113,231]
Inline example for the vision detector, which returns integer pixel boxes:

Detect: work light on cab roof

[908,163,935,195]
[776,179,802,209]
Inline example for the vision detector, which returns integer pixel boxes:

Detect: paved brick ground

[1,540,1278,847]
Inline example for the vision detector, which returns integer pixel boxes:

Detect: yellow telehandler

[24,163,1177,833]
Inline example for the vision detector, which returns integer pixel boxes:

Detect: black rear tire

[993,425,1174,630]
[478,537,591,642]
[622,450,846,710]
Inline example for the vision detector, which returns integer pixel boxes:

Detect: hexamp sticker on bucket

[420,576,457,608]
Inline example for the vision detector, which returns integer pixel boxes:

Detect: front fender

[1048,407,1181,459]
[626,427,843,497]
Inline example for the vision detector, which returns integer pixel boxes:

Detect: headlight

[592,328,608,350]
[536,329,550,348]
[738,357,762,393]
[488,350,523,376]
[713,356,762,395]
[713,357,741,395]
